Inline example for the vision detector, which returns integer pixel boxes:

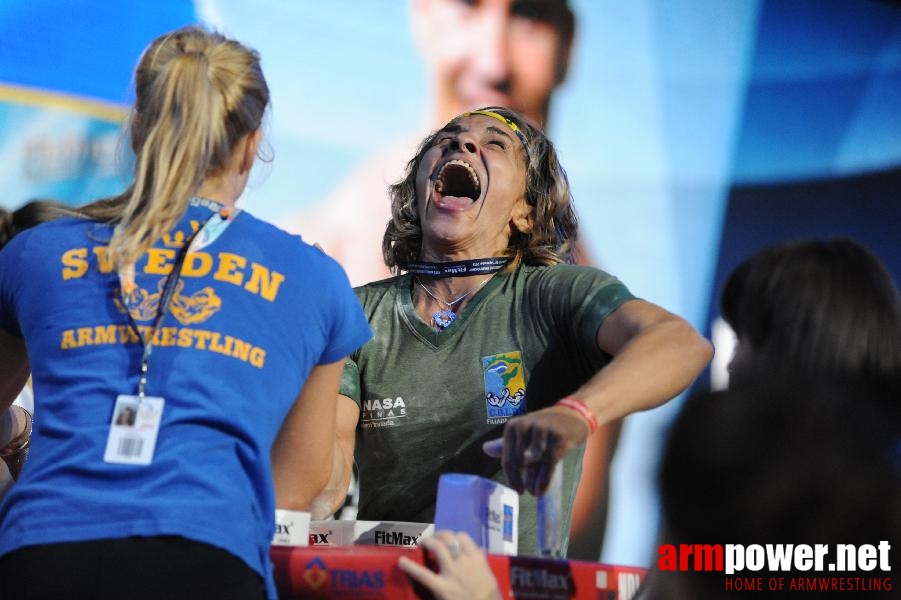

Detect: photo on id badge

[105,394,165,465]
[114,403,137,427]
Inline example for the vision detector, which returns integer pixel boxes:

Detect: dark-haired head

[653,379,901,597]
[0,199,72,250]
[721,238,901,393]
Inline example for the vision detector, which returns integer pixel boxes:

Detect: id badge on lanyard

[104,395,165,465]
[104,200,238,466]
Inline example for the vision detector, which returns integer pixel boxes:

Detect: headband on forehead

[462,109,528,147]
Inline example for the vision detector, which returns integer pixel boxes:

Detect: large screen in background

[2,0,899,569]
[0,0,196,203]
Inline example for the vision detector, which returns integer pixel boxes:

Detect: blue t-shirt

[0,199,372,599]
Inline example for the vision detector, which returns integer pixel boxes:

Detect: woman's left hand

[398,531,502,600]
[483,405,591,496]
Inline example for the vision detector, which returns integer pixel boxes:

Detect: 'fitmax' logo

[373,530,421,546]
[309,532,331,545]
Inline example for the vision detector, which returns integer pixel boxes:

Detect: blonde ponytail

[79,27,269,268]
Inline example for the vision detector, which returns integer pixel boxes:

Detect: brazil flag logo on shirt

[482,351,526,424]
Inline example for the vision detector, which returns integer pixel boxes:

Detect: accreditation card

[103,394,165,466]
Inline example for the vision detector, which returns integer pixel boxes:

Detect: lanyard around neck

[405,257,510,278]
[117,200,238,397]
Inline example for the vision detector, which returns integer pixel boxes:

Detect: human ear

[510,197,533,234]
[240,129,262,174]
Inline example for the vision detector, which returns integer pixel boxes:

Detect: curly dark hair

[382,106,578,272]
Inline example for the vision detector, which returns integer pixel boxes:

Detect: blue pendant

[433,309,456,329]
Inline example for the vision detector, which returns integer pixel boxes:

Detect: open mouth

[434,159,481,201]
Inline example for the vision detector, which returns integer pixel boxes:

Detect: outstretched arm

[486,299,713,495]
[272,359,346,511]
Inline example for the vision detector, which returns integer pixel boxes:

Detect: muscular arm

[583,299,713,423]
[272,359,346,511]
[489,299,713,495]
[309,395,360,519]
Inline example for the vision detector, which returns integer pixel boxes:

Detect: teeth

[440,160,478,187]
[435,159,480,198]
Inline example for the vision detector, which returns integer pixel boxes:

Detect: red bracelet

[556,397,599,434]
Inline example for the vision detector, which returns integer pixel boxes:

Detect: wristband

[0,407,32,457]
[556,397,598,434]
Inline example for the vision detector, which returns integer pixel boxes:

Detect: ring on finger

[447,539,462,558]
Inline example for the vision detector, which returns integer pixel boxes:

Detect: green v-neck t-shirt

[340,263,636,555]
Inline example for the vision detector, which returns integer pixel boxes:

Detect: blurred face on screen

[411,0,573,127]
